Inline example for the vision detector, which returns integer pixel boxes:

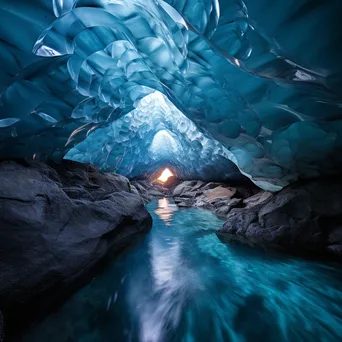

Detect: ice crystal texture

[0,0,342,189]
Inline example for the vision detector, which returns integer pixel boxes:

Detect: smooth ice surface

[1,0,342,188]
[21,199,342,342]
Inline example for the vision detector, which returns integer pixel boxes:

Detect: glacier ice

[0,0,342,189]
[65,91,243,180]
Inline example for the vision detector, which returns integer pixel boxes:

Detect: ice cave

[1,0,342,341]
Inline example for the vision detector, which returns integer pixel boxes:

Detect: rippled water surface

[22,198,342,342]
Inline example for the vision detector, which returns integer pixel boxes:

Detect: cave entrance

[151,167,179,188]
[157,168,174,183]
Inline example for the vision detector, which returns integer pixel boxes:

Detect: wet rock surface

[0,160,152,340]
[0,311,3,342]
[131,180,171,202]
[170,178,342,259]
[172,180,259,218]
[219,177,342,258]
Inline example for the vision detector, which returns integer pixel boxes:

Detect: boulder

[219,177,342,257]
[172,181,204,197]
[162,175,180,189]
[173,184,187,197]
[234,184,260,199]
[148,189,165,198]
[0,310,3,342]
[0,160,152,338]
[130,181,150,202]
[243,191,273,208]
[201,182,223,190]
[214,198,243,218]
[205,186,236,201]
[131,180,171,201]
[177,200,194,208]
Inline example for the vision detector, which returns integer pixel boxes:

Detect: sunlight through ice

[158,168,173,182]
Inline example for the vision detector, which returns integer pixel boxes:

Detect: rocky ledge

[171,180,261,218]
[0,160,152,340]
[171,178,342,259]
[219,177,342,258]
[131,180,171,202]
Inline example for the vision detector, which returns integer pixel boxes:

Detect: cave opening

[157,168,174,183]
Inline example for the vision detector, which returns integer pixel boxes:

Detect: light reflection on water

[21,198,342,342]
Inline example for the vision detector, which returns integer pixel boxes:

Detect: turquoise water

[22,198,342,342]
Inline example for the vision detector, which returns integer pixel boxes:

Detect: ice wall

[0,0,341,189]
[65,91,243,180]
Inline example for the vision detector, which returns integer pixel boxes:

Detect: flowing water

[21,198,342,342]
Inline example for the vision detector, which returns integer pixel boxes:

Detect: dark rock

[172,181,204,197]
[243,191,273,208]
[193,199,214,209]
[130,185,141,197]
[214,198,243,218]
[177,200,193,208]
[234,184,260,199]
[204,186,236,201]
[174,196,195,208]
[212,200,228,208]
[201,182,223,190]
[228,198,243,208]
[131,180,171,201]
[162,175,180,189]
[0,310,3,342]
[148,189,165,198]
[173,181,242,213]
[328,244,342,256]
[130,181,150,202]
[52,160,132,199]
[173,184,187,197]
[62,185,95,201]
[190,180,205,191]
[0,160,152,338]
[181,190,202,198]
[219,177,342,257]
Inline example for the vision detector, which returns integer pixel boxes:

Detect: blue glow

[20,199,342,341]
[65,91,242,180]
[0,0,342,189]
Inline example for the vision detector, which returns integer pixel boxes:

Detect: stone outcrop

[0,160,152,339]
[131,180,171,202]
[219,177,342,258]
[172,180,259,218]
[0,311,3,342]
[171,178,342,259]
[159,175,180,189]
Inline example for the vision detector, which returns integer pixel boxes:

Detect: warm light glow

[158,168,173,183]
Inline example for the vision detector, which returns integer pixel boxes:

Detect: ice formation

[65,91,242,180]
[0,0,342,189]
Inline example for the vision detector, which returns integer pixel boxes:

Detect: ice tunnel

[65,91,243,181]
[1,0,342,190]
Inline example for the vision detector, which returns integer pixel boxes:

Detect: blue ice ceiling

[0,0,342,190]
[65,91,243,180]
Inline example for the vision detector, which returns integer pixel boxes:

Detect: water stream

[21,198,342,342]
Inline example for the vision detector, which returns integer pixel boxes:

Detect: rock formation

[0,160,152,339]
[170,177,342,259]
[219,177,342,258]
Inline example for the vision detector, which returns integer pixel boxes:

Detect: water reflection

[154,197,177,225]
[21,198,342,342]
